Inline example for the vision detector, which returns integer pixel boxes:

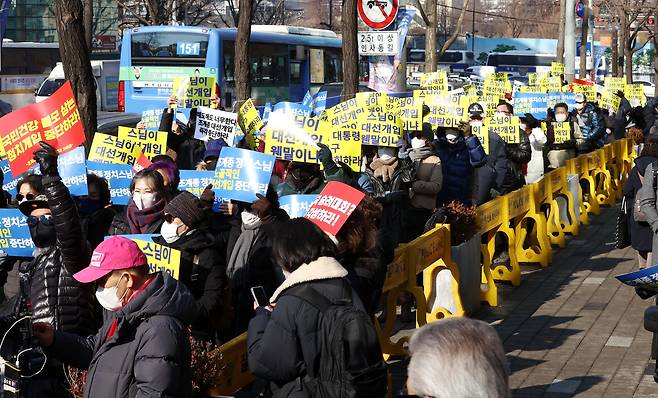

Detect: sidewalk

[475,205,656,397]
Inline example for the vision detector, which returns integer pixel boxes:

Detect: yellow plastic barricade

[545,167,579,247]
[208,333,253,396]
[604,143,623,202]
[572,154,599,221]
[514,180,553,267]
[588,148,614,206]
[375,246,409,359]
[476,196,505,306]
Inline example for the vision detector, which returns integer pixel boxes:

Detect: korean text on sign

[513,92,548,119]
[212,147,275,203]
[305,181,366,236]
[141,109,165,131]
[89,133,141,165]
[132,239,181,280]
[551,122,571,144]
[194,107,238,143]
[118,127,168,159]
[172,76,216,108]
[279,194,318,218]
[357,31,399,56]
[86,161,133,205]
[238,98,264,136]
[485,115,520,144]
[0,81,85,175]
[0,209,34,257]
[264,113,323,164]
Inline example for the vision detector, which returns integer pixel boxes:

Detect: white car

[635,80,655,98]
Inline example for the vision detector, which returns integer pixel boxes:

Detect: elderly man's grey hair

[407,317,510,398]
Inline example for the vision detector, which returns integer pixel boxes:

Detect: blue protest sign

[0,209,35,257]
[213,147,275,202]
[547,92,577,111]
[314,91,328,114]
[105,234,157,242]
[0,159,16,197]
[87,161,133,205]
[272,102,313,118]
[141,108,165,131]
[513,92,548,119]
[302,91,313,107]
[279,194,318,218]
[58,146,88,196]
[262,103,272,124]
[179,169,226,211]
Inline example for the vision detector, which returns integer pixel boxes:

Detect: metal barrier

[207,139,633,396]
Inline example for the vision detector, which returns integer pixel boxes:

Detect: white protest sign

[194,106,238,144]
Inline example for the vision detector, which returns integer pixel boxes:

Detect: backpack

[284,280,388,398]
[634,161,658,223]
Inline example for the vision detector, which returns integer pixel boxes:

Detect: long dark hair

[272,218,336,273]
[130,168,166,197]
[336,195,382,257]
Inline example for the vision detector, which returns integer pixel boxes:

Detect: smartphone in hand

[251,286,269,307]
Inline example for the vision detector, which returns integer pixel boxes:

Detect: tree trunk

[234,0,252,105]
[611,27,618,77]
[579,4,588,79]
[556,0,566,64]
[425,0,437,73]
[53,0,97,152]
[655,10,658,96]
[83,0,93,52]
[341,0,358,100]
[620,17,628,78]
[437,0,470,61]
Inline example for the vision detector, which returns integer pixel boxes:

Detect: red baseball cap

[73,236,148,283]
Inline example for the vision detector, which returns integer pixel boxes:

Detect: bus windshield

[131,32,209,66]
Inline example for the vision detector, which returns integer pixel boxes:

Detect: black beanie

[164,191,205,228]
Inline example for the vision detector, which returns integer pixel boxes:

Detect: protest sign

[280,194,318,218]
[213,147,275,202]
[118,127,167,159]
[399,96,422,131]
[0,160,17,196]
[304,181,365,236]
[89,133,141,165]
[513,92,548,119]
[571,79,596,101]
[264,113,322,164]
[172,76,216,108]
[546,91,577,110]
[551,62,565,76]
[518,86,544,94]
[57,146,88,196]
[119,66,216,82]
[141,109,165,131]
[86,161,133,205]
[0,209,34,257]
[262,103,272,124]
[483,78,508,100]
[325,123,362,172]
[272,102,313,118]
[194,107,238,144]
[616,264,658,293]
[314,91,328,114]
[551,122,571,144]
[485,115,520,144]
[419,71,448,92]
[238,98,264,136]
[357,98,403,147]
[471,125,489,154]
[604,76,625,94]
[600,92,621,112]
[302,91,313,107]
[0,81,85,175]
[131,238,181,280]
[625,84,647,107]
[539,76,563,93]
[179,170,215,198]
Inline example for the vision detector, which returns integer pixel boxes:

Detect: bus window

[439,52,463,63]
[324,49,342,83]
[290,62,302,84]
[130,32,208,66]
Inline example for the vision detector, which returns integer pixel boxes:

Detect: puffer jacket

[434,134,487,206]
[500,131,532,194]
[16,175,96,335]
[526,127,548,183]
[573,103,605,153]
[248,257,370,397]
[642,97,658,136]
[409,150,442,211]
[474,131,508,205]
[48,273,197,398]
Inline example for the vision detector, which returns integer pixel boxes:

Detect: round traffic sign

[357,0,399,30]
[575,0,584,18]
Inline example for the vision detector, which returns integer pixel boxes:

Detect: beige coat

[410,155,443,210]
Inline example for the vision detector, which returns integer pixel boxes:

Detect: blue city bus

[119,25,343,114]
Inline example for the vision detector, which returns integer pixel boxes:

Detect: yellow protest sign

[483,78,508,100]
[323,98,366,127]
[426,103,465,129]
[625,84,647,107]
[325,123,362,171]
[600,92,621,112]
[485,115,520,144]
[172,76,216,108]
[88,133,141,165]
[540,76,563,93]
[571,82,596,101]
[132,239,181,280]
[238,98,264,136]
[264,113,322,164]
[117,127,168,159]
[478,97,498,118]
[551,62,565,76]
[357,103,403,147]
[400,97,422,131]
[604,76,625,94]
[471,125,489,154]
[518,86,544,94]
[420,71,448,92]
[552,121,571,144]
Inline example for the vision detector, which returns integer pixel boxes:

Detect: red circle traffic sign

[357,0,398,30]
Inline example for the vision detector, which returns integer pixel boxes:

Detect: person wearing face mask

[642,97,658,137]
[9,142,97,397]
[496,101,532,194]
[109,168,169,235]
[15,173,44,205]
[79,174,116,250]
[520,113,547,183]
[32,236,197,398]
[195,138,226,171]
[572,93,605,154]
[405,129,442,241]
[469,103,509,205]
[152,191,226,340]
[226,187,289,334]
[546,103,578,170]
[276,161,325,197]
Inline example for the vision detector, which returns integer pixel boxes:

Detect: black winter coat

[614,96,632,140]
[159,108,205,170]
[17,175,97,335]
[48,273,197,398]
[434,134,487,206]
[108,210,165,236]
[643,98,658,136]
[153,229,226,338]
[623,155,658,252]
[248,257,364,397]
[500,131,532,194]
[81,207,116,250]
[474,131,508,205]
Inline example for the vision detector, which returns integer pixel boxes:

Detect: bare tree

[53,0,97,150]
[342,0,358,100]
[437,0,471,61]
[235,0,252,104]
[579,2,589,78]
[556,0,566,64]
[213,0,293,27]
[118,0,214,27]
[83,0,93,52]
[425,0,437,72]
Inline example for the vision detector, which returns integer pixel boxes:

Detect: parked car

[635,80,656,98]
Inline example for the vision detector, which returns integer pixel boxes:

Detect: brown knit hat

[164,191,205,228]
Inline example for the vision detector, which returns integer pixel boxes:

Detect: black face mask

[29,222,56,248]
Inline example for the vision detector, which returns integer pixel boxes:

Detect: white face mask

[411,137,426,149]
[95,275,129,312]
[469,120,483,127]
[494,111,508,118]
[133,192,157,211]
[446,133,458,142]
[575,102,585,111]
[377,147,396,161]
[241,210,261,227]
[160,220,182,244]
[519,123,527,131]
[555,113,568,122]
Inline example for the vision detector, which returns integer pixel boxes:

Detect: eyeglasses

[16,193,35,202]
[27,214,54,227]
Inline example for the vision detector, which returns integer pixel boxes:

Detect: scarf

[226,221,263,286]
[370,155,398,183]
[126,197,166,234]
[408,146,434,163]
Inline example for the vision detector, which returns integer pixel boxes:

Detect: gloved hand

[251,193,272,221]
[33,141,59,177]
[317,143,339,175]
[200,184,215,209]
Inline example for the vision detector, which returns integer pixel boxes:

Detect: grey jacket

[639,162,658,255]
[48,273,197,398]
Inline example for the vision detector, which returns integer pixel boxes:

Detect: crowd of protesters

[0,82,647,398]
